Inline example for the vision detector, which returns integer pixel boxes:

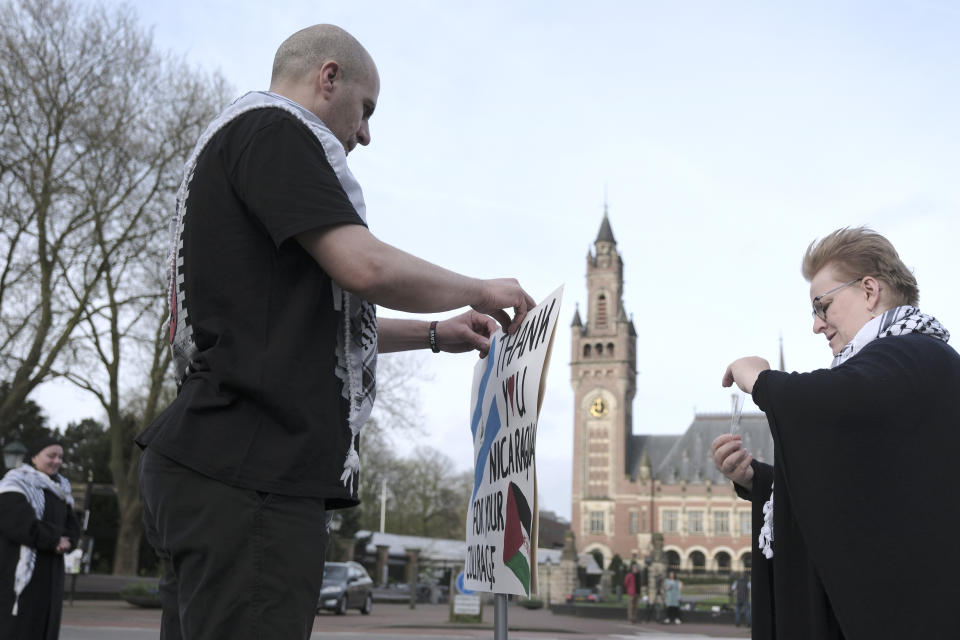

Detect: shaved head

[271,24,375,85]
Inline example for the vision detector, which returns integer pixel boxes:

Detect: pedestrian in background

[0,438,81,640]
[663,570,682,624]
[732,571,751,628]
[623,563,641,623]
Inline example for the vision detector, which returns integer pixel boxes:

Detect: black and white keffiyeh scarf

[830,305,949,367]
[166,91,378,494]
[758,306,950,559]
[0,464,73,614]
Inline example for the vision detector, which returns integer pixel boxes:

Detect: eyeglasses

[811,278,862,320]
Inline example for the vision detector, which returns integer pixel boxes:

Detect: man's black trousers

[140,448,329,640]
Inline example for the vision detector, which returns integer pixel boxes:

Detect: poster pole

[494,593,508,640]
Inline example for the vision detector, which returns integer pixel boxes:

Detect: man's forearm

[377,318,431,353]
[297,224,483,312]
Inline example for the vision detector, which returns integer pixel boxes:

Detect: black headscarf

[26,435,62,460]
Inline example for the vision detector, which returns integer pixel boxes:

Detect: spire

[571,303,583,328]
[778,333,785,371]
[595,212,616,244]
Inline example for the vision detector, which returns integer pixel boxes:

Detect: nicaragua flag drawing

[463,286,562,596]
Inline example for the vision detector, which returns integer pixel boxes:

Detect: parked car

[566,587,599,603]
[317,561,374,615]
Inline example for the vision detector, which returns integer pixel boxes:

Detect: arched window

[595,343,603,355]
[689,551,706,574]
[740,552,752,570]
[596,294,608,326]
[664,550,681,571]
[583,344,591,358]
[714,551,731,574]
[606,342,614,357]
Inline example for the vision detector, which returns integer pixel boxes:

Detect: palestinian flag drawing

[503,481,532,594]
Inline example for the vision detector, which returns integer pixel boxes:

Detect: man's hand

[711,434,754,490]
[472,279,537,335]
[435,310,500,357]
[721,356,771,394]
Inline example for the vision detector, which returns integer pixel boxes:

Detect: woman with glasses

[712,227,959,640]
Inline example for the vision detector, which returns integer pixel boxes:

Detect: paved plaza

[60,601,751,639]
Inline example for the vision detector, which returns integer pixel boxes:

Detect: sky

[35,1,960,521]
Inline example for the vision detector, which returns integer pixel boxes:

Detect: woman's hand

[711,434,754,490]
[55,537,71,554]
[721,356,771,394]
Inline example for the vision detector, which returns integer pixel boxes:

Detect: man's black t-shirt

[137,108,365,505]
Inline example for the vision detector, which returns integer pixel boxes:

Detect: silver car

[317,561,374,615]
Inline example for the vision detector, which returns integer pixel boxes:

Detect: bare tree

[369,351,430,434]
[65,67,226,572]
[0,0,125,427]
[338,353,478,546]
[0,0,228,573]
[385,447,472,539]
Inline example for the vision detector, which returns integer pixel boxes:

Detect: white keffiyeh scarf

[0,464,73,615]
[758,305,950,559]
[165,91,378,495]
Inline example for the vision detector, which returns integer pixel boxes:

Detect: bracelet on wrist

[428,320,440,353]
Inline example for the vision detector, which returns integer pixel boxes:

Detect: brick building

[569,214,774,573]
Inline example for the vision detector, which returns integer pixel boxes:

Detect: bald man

[137,25,534,640]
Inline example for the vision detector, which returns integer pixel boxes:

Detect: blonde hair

[802,227,918,306]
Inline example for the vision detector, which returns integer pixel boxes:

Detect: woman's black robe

[735,333,960,639]
[0,482,81,640]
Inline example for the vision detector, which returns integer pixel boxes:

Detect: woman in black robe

[0,438,81,640]
[712,227,960,639]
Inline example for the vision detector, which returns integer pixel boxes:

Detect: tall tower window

[606,342,614,357]
[596,294,608,327]
[583,344,591,358]
[589,511,605,534]
[595,343,603,355]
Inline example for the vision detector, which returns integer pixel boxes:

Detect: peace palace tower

[569,214,774,573]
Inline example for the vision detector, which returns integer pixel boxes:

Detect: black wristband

[428,321,440,353]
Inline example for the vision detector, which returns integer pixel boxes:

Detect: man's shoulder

[205,106,334,181]
[221,106,312,141]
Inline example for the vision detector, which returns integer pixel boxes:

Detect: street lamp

[327,512,343,561]
[3,440,27,471]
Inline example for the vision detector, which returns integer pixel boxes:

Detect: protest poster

[463,286,563,596]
